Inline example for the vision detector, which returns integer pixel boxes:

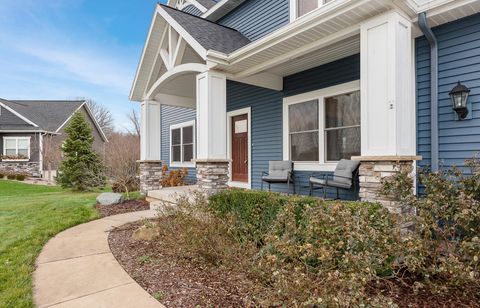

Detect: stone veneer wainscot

[0,161,41,177]
[138,160,163,195]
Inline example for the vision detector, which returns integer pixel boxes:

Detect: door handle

[244,160,248,164]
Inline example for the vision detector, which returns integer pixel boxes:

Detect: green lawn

[0,180,101,307]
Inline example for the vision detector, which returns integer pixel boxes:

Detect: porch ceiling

[210,0,390,78]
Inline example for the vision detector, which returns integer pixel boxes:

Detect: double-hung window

[170,121,195,167]
[2,137,30,160]
[283,81,360,171]
[293,0,336,19]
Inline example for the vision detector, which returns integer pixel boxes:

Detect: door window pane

[325,91,360,128]
[298,0,318,17]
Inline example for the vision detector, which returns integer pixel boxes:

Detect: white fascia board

[130,6,163,101]
[189,0,208,12]
[156,5,208,60]
[0,102,39,127]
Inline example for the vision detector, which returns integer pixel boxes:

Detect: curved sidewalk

[33,210,164,308]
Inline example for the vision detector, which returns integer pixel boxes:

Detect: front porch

[133,4,419,206]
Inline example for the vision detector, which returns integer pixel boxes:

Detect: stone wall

[196,160,229,196]
[355,156,420,215]
[138,160,163,195]
[0,161,41,177]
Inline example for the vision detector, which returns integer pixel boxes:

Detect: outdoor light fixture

[449,81,470,120]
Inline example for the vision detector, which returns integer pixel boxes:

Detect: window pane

[172,145,181,162]
[18,139,29,150]
[18,149,28,157]
[289,100,318,133]
[172,128,181,145]
[182,126,193,144]
[5,149,16,155]
[326,127,360,161]
[290,131,319,161]
[183,144,193,162]
[325,91,360,128]
[5,139,16,150]
[298,0,318,17]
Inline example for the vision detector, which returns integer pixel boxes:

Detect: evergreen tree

[57,112,106,191]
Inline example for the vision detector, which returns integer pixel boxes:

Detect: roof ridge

[158,3,249,39]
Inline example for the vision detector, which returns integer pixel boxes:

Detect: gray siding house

[0,99,108,178]
[131,0,480,205]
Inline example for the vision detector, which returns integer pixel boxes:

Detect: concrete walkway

[34,210,164,308]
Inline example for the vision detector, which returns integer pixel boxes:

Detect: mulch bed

[95,199,150,217]
[109,218,480,308]
[108,220,258,307]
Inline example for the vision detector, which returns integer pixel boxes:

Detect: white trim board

[227,107,252,189]
[282,80,360,172]
[169,120,196,168]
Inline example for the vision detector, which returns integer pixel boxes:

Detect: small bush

[0,172,4,179]
[15,174,26,181]
[160,165,188,187]
[381,158,480,299]
[112,178,139,193]
[6,173,16,180]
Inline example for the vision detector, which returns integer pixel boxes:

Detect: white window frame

[289,0,336,21]
[169,120,196,168]
[2,136,31,161]
[283,80,360,171]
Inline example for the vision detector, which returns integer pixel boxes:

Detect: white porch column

[139,100,162,194]
[195,70,229,194]
[357,11,420,212]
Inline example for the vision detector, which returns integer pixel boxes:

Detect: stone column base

[138,160,163,195]
[195,159,230,196]
[352,156,421,214]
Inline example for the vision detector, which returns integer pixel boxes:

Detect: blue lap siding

[218,0,290,41]
[160,104,197,184]
[416,13,480,174]
[226,54,360,199]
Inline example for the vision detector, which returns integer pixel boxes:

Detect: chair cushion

[333,159,360,186]
[262,175,289,183]
[309,177,327,185]
[268,160,293,179]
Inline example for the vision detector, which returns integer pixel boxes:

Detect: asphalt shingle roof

[161,4,251,54]
[0,99,84,132]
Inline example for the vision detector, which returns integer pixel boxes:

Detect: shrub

[209,189,319,245]
[381,159,480,299]
[0,172,4,179]
[6,173,16,180]
[112,178,139,193]
[160,165,188,187]
[15,174,26,181]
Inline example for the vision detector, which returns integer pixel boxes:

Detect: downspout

[418,12,439,172]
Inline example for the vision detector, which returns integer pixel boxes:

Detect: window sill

[293,162,337,172]
[1,159,30,162]
[170,162,196,168]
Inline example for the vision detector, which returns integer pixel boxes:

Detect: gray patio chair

[309,159,360,199]
[261,160,295,194]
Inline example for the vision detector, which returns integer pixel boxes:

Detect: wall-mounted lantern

[449,81,470,120]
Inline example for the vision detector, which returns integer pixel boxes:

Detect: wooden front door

[231,114,248,183]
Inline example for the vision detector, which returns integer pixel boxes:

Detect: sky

[0,0,167,131]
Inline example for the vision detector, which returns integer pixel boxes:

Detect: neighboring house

[0,99,108,178]
[130,0,480,203]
